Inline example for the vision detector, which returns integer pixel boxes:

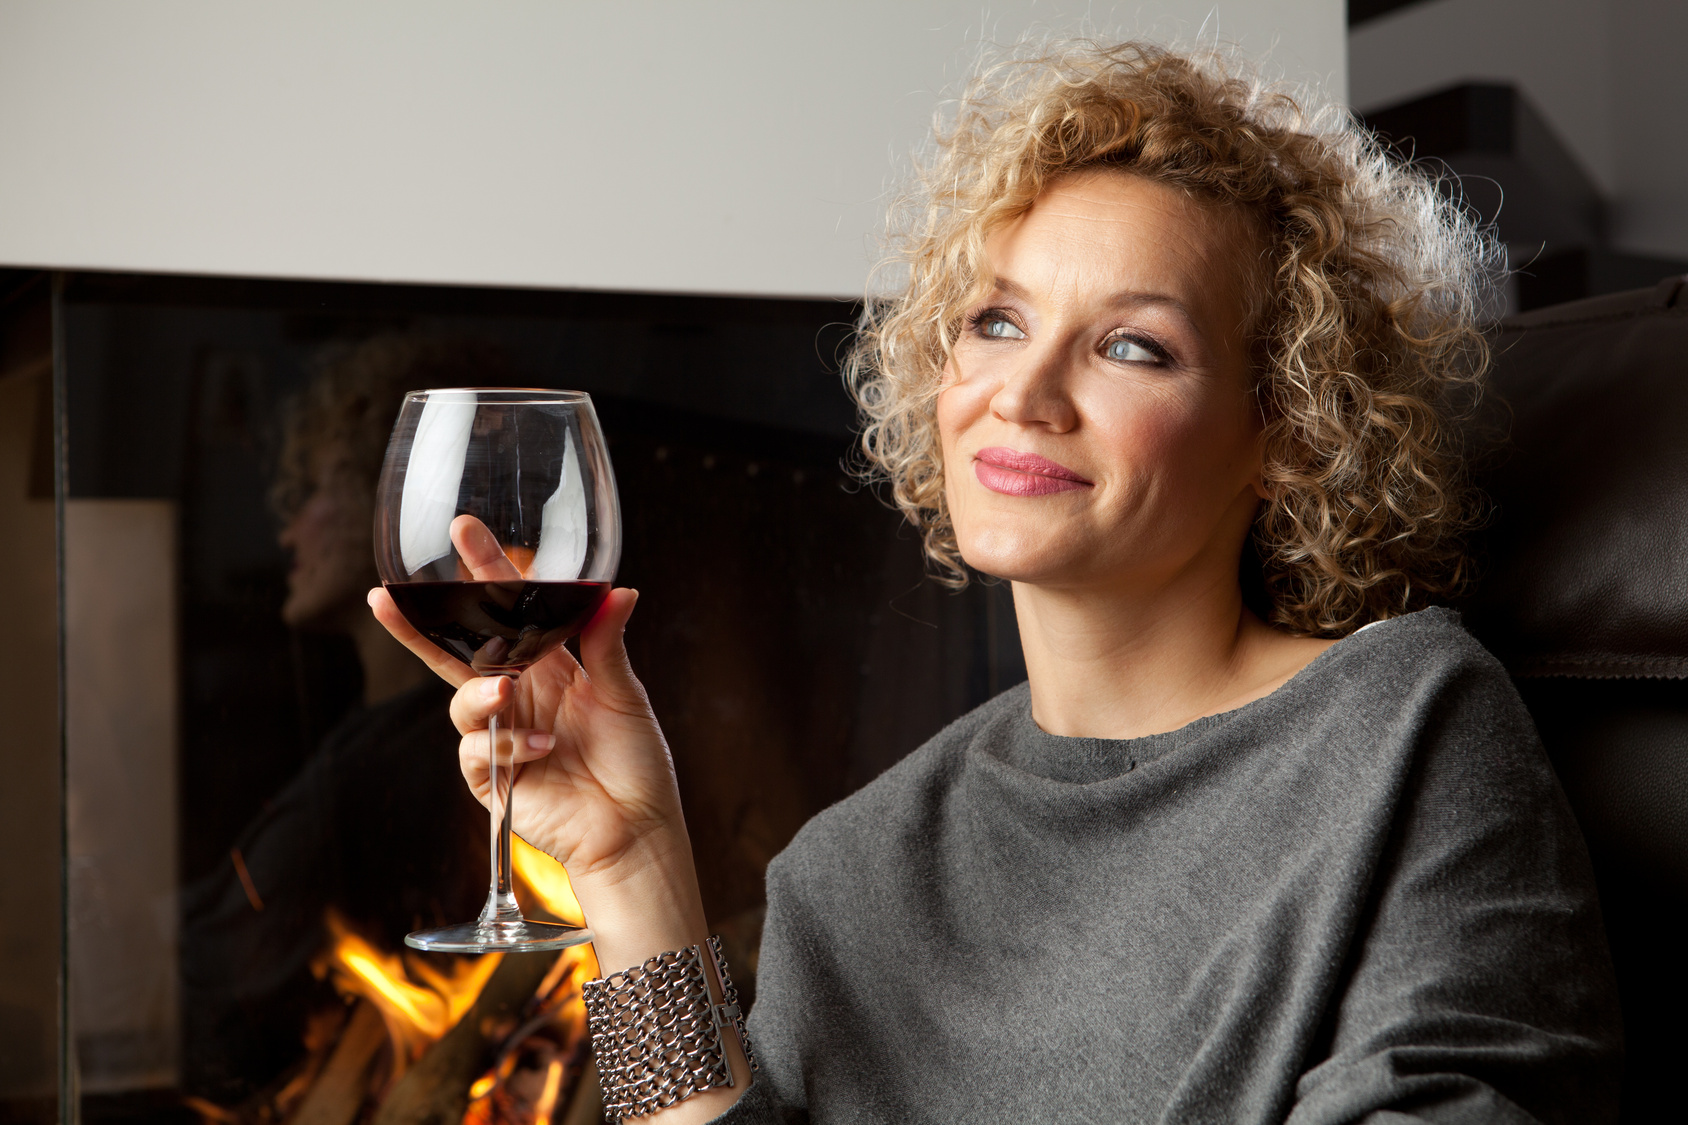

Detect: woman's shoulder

[1311,605,1515,703]
[1260,605,1543,785]
[1344,603,1479,650]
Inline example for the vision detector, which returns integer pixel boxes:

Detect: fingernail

[526,732,554,750]
[481,679,501,701]
[366,589,379,607]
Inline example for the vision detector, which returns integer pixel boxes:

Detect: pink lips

[972,446,1093,496]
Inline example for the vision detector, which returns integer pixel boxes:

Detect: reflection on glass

[180,335,501,1105]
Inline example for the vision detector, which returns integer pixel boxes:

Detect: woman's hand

[370,518,752,1120]
[379,585,683,876]
[367,518,715,977]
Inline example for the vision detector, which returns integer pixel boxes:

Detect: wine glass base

[404,918,594,953]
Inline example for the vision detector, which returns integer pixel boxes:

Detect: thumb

[579,587,649,710]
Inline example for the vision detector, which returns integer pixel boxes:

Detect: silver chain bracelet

[582,934,759,1120]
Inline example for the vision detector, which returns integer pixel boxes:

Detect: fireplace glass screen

[0,270,1024,1124]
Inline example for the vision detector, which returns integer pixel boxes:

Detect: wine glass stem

[481,674,524,926]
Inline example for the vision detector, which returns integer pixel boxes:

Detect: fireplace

[198,838,603,1125]
[0,269,1024,1124]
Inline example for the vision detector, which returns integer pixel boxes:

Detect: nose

[988,336,1078,432]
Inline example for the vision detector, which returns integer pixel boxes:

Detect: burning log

[191,839,763,1125]
[286,1000,387,1125]
[371,948,561,1125]
[197,845,603,1125]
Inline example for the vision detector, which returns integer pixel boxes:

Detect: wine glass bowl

[374,388,620,953]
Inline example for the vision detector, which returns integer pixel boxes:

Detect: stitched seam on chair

[1526,652,1688,666]
[1511,654,1688,680]
[1495,306,1688,333]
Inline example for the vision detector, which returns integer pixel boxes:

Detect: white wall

[0,1,1344,298]
[1350,0,1688,260]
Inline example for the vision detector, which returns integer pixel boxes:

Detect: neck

[348,609,429,706]
[1012,563,1328,740]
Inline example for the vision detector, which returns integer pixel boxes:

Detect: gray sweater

[716,608,1621,1124]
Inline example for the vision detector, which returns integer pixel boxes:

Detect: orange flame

[458,840,599,1124]
[531,1059,565,1125]
[510,836,585,927]
[318,911,502,1073]
[510,835,598,1013]
[311,842,599,1123]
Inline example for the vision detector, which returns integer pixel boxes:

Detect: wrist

[571,832,711,976]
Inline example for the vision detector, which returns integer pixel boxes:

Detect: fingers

[367,587,473,688]
[451,673,513,735]
[578,588,651,713]
[459,726,557,784]
[450,515,523,581]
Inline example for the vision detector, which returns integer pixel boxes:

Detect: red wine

[385,580,611,675]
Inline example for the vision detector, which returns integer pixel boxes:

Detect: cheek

[1152,397,1261,494]
[1086,385,1191,474]
[936,356,996,435]
[935,375,973,467]
[935,393,965,512]
[935,383,960,451]
[1088,386,1255,503]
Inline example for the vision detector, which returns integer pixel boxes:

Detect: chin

[956,528,1077,585]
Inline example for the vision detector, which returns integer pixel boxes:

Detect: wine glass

[374,388,621,953]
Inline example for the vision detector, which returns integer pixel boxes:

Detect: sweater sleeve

[1286,653,1623,1125]
[706,1080,796,1124]
[703,839,818,1124]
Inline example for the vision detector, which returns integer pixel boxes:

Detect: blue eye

[982,317,1025,340]
[1105,336,1160,363]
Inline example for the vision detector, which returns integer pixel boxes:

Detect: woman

[371,41,1620,1123]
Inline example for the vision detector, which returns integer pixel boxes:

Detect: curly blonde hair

[846,39,1500,636]
[272,333,513,520]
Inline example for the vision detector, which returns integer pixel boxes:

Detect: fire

[461,840,600,1123]
[511,835,587,927]
[531,1059,565,1125]
[318,911,503,1071]
[510,836,597,1058]
[294,847,599,1123]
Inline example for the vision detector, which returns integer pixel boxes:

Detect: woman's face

[278,449,376,631]
[937,170,1266,594]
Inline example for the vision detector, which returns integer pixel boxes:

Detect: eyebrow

[989,276,1196,323]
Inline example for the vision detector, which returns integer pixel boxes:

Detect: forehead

[984,170,1259,324]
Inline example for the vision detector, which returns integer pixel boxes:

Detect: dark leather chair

[1460,275,1688,1123]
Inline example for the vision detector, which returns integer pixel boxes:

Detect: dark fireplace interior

[8,271,1025,1124]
